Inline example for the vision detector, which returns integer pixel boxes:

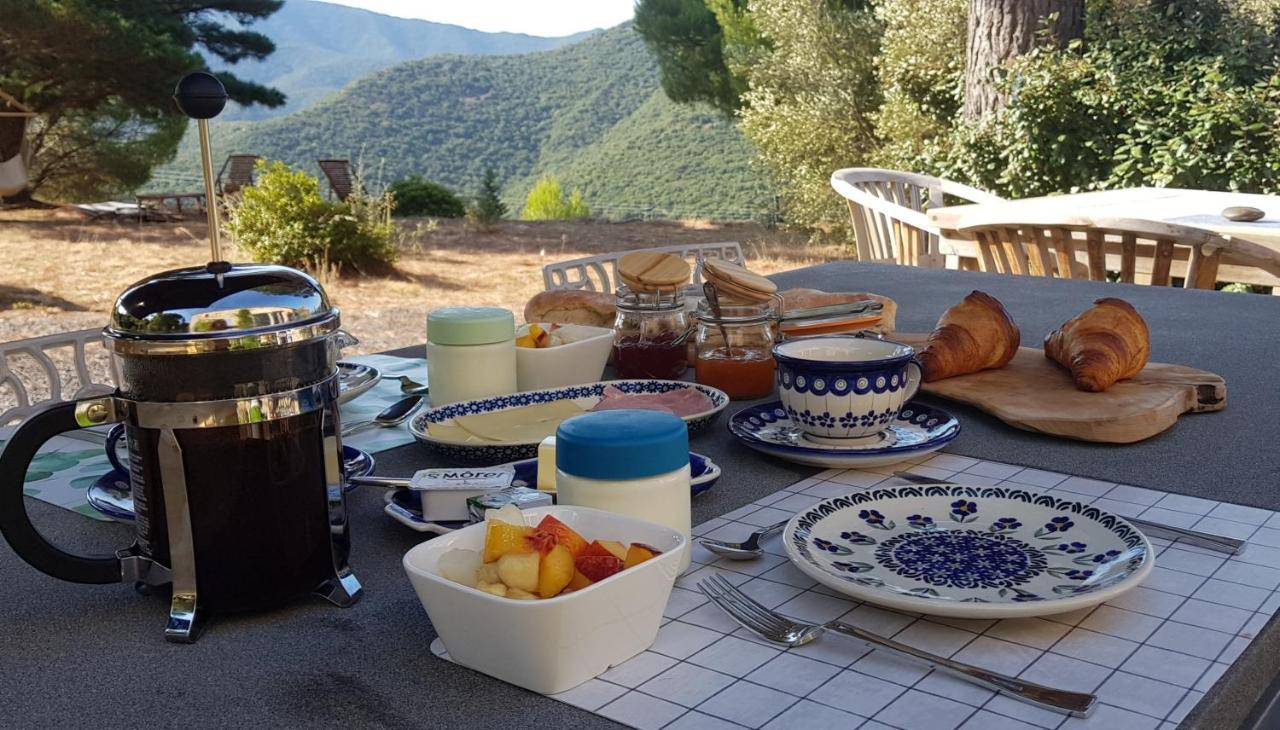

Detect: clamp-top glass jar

[693,300,776,400]
[612,287,691,380]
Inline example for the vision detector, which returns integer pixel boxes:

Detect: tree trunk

[963,0,1084,120]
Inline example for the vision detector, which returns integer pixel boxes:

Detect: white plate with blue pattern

[784,485,1154,618]
[410,380,729,464]
[728,400,959,468]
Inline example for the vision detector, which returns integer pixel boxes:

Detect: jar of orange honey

[693,301,776,400]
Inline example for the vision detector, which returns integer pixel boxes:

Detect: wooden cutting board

[895,333,1226,443]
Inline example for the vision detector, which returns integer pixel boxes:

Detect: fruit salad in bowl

[514,323,613,391]
[402,504,686,694]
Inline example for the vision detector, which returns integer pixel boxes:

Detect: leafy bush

[520,174,591,220]
[388,175,465,217]
[920,0,1280,198]
[466,168,508,226]
[226,161,396,270]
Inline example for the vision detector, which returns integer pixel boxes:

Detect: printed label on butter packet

[409,466,517,491]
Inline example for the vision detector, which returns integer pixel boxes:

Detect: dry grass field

[0,208,850,354]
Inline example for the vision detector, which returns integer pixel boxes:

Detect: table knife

[891,471,1246,555]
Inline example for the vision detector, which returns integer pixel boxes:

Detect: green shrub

[388,175,466,217]
[466,168,509,225]
[520,174,591,220]
[227,161,396,270]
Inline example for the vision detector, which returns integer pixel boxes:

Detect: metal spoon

[699,519,789,559]
[703,281,735,358]
[382,374,429,395]
[341,395,423,437]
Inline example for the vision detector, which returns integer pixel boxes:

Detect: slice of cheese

[425,421,486,444]
[451,400,586,444]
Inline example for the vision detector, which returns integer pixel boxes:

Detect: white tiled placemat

[430,452,1280,730]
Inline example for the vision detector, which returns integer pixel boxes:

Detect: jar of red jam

[612,287,691,379]
[693,301,776,400]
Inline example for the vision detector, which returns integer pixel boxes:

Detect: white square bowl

[516,324,614,391]
[402,505,687,694]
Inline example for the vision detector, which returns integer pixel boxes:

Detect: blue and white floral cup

[773,335,922,441]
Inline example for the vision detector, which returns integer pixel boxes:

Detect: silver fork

[697,574,1096,718]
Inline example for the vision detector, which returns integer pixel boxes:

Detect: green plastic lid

[427,307,514,345]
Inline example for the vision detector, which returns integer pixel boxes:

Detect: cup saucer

[728,400,960,468]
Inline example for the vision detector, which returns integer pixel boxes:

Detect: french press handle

[0,398,124,584]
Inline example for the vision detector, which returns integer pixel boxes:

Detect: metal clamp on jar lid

[614,285,685,312]
[427,307,515,345]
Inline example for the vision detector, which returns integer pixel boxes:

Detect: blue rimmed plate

[85,445,377,523]
[410,380,729,464]
[337,361,381,403]
[728,401,959,468]
[783,485,1154,618]
[382,451,722,533]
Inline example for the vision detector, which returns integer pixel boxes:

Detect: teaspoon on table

[382,374,429,395]
[699,519,790,559]
[341,395,423,437]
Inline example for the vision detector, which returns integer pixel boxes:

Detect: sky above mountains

[315,0,635,36]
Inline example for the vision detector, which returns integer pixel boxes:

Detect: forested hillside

[217,0,590,120]
[157,25,774,219]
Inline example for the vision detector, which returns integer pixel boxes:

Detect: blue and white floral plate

[728,401,960,468]
[410,380,729,464]
[382,451,722,533]
[784,485,1154,618]
[337,361,382,404]
[85,445,377,523]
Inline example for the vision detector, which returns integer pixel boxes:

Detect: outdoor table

[929,187,1280,289]
[2,261,1279,729]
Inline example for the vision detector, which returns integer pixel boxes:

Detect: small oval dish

[783,485,1154,618]
[410,380,729,463]
[381,451,722,532]
[516,323,614,391]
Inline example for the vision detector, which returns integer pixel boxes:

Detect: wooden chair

[216,154,262,195]
[543,242,745,294]
[318,159,354,201]
[956,214,1280,289]
[0,329,113,426]
[830,167,1004,268]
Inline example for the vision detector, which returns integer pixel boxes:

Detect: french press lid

[104,263,340,355]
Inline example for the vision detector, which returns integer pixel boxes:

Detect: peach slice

[536,515,589,557]
[538,544,575,598]
[581,540,627,561]
[483,521,535,563]
[623,543,660,569]
[575,554,624,583]
[565,569,594,592]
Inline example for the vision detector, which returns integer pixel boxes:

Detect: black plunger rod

[172,72,229,265]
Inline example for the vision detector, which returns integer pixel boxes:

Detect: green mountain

[216,0,591,120]
[157,24,774,220]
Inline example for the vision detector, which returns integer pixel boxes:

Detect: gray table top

[1,261,1277,729]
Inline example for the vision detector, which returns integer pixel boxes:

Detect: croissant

[918,291,1021,382]
[1044,298,1149,392]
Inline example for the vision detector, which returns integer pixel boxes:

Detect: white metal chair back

[956,213,1280,290]
[543,242,745,293]
[830,167,1004,268]
[0,329,114,426]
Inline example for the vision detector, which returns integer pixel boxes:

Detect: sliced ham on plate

[590,385,714,417]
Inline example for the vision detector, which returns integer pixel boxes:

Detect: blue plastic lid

[556,410,689,481]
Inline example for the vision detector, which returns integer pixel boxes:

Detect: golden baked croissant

[918,291,1021,381]
[1044,298,1149,392]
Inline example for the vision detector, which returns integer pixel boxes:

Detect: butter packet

[466,487,554,523]
[411,466,516,522]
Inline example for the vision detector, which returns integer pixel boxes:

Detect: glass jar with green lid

[427,307,517,405]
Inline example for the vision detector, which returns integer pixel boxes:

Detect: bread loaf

[779,288,898,333]
[523,290,616,327]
